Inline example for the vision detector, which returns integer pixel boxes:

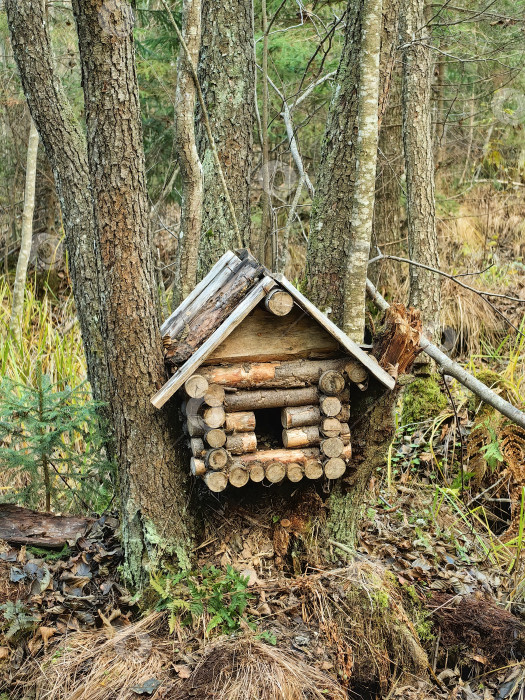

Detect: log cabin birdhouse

[151,249,395,492]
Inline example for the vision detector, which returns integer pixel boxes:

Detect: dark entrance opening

[253,407,283,450]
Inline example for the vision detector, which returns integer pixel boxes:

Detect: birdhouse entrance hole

[252,408,282,450]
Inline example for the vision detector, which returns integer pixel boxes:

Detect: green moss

[401,375,447,425]
[468,369,514,416]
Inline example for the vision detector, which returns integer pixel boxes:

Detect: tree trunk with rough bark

[70,0,195,587]
[401,0,441,338]
[307,0,399,327]
[9,118,39,340]
[343,0,383,343]
[196,0,254,276]
[372,69,403,286]
[6,0,108,403]
[174,0,203,306]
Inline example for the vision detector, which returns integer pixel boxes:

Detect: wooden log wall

[182,356,364,491]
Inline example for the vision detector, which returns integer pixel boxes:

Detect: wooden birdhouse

[151,249,395,492]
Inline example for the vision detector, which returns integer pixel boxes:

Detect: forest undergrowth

[1,183,525,698]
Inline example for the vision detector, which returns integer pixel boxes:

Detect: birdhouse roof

[151,249,395,408]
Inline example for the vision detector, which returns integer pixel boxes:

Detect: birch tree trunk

[196,0,254,275]
[9,118,39,340]
[69,0,196,586]
[343,0,383,343]
[401,0,441,338]
[174,0,203,305]
[307,0,399,327]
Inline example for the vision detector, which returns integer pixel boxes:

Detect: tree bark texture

[71,0,195,586]
[196,0,255,275]
[401,0,441,337]
[10,118,39,340]
[5,0,108,402]
[327,381,397,546]
[307,0,399,327]
[175,0,203,305]
[343,0,383,343]
[372,69,403,287]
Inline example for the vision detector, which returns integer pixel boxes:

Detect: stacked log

[183,356,359,490]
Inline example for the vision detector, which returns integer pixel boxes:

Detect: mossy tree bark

[328,383,398,546]
[196,0,255,275]
[306,0,400,547]
[307,0,399,327]
[371,69,403,288]
[401,0,441,338]
[71,0,196,586]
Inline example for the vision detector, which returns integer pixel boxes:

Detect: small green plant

[0,362,114,513]
[478,420,504,472]
[256,630,277,645]
[0,600,40,640]
[150,565,254,636]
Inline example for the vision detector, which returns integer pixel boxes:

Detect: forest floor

[1,387,524,700]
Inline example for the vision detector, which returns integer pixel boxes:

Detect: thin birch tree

[9,117,38,340]
[174,0,203,304]
[343,0,383,343]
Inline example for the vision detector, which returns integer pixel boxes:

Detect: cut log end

[320,395,342,417]
[321,417,342,437]
[324,458,346,480]
[264,289,294,316]
[203,405,226,429]
[249,462,266,483]
[266,461,286,483]
[318,370,346,396]
[203,383,226,407]
[204,471,228,492]
[286,462,304,483]
[345,360,369,384]
[205,428,227,448]
[206,448,229,470]
[304,458,324,480]
[321,436,344,458]
[184,374,209,398]
[229,465,250,488]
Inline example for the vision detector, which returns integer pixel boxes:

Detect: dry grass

[170,637,347,700]
[13,613,175,700]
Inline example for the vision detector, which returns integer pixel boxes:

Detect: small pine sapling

[0,362,114,513]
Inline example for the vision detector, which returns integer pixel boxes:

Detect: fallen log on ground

[366,279,525,430]
[0,504,93,548]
